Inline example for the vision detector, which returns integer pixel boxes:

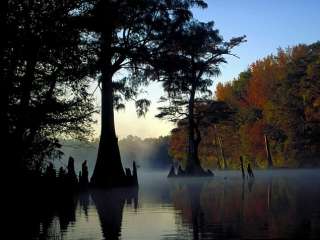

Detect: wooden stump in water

[247,163,254,178]
[178,165,186,176]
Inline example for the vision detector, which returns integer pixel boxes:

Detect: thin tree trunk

[212,125,221,169]
[240,156,245,179]
[218,136,227,169]
[214,125,227,169]
[264,134,273,168]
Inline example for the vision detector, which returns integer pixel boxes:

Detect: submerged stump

[168,165,176,178]
[168,165,214,178]
[247,163,254,178]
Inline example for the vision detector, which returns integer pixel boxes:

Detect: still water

[30,170,320,239]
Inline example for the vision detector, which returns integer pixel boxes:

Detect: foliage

[170,42,320,168]
[1,0,96,173]
[74,0,209,115]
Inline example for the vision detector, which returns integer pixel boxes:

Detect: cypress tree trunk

[185,87,205,175]
[91,72,125,187]
[186,117,199,174]
[186,89,196,173]
[90,32,125,187]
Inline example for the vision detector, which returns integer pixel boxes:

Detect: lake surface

[26,170,320,239]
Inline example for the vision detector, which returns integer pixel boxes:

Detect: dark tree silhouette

[58,167,67,186]
[79,160,89,188]
[67,156,78,187]
[72,0,208,187]
[44,163,56,180]
[1,0,96,180]
[155,21,245,175]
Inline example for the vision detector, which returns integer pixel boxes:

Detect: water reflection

[12,190,79,240]
[23,170,320,239]
[169,172,320,239]
[169,179,209,240]
[91,188,138,240]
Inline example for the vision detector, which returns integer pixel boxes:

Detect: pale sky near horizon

[92,0,320,140]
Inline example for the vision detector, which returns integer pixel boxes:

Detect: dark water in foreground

[26,170,320,239]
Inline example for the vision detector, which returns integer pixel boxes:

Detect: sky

[93,0,320,139]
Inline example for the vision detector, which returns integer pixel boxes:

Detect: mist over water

[26,169,320,240]
[55,137,171,178]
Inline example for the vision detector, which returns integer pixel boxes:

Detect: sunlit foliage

[170,42,320,168]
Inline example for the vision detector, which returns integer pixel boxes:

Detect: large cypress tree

[73,0,208,187]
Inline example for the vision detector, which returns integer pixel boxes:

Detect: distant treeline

[57,136,171,176]
[170,42,320,169]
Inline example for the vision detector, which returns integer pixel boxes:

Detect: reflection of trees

[57,194,77,232]
[79,191,90,220]
[13,191,78,240]
[170,174,320,239]
[91,187,138,240]
[17,187,138,240]
[170,180,216,239]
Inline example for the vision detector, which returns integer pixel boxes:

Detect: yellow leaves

[215,82,233,101]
